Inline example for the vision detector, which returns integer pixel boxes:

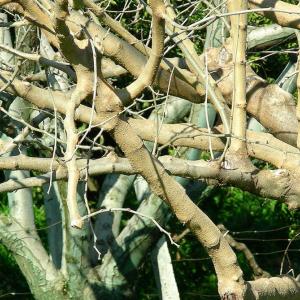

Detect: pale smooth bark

[151,236,180,300]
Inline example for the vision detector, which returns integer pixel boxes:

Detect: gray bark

[92,174,135,262]
[151,236,180,300]
[248,25,295,50]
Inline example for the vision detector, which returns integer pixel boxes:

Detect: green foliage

[0,193,8,216]
[72,0,85,10]
[248,13,272,27]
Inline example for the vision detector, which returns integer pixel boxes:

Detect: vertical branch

[98,193,171,292]
[39,28,70,269]
[120,0,166,102]
[276,58,298,95]
[204,0,229,49]
[64,88,83,228]
[1,13,37,231]
[53,0,82,228]
[151,236,180,300]
[0,216,65,299]
[0,12,14,63]
[50,1,77,229]
[0,11,59,279]
[5,167,35,230]
[227,0,248,152]
[296,32,300,149]
[52,0,94,228]
[59,181,92,297]
[40,31,69,90]
[92,174,135,262]
[225,1,254,172]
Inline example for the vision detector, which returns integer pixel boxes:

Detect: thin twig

[81,207,180,247]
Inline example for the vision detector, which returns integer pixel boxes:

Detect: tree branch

[227,0,250,166]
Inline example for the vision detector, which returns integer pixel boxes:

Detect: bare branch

[227,0,248,151]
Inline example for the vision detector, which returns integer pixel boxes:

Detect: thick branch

[1,154,300,208]
[246,276,300,300]
[227,0,248,152]
[249,0,300,29]
[206,45,298,146]
[121,0,166,102]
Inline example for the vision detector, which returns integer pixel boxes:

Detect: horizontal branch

[1,6,296,149]
[247,275,300,300]
[129,119,300,170]
[1,74,298,170]
[0,155,299,209]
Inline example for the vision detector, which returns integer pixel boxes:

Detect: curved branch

[120,0,166,103]
[1,0,58,47]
